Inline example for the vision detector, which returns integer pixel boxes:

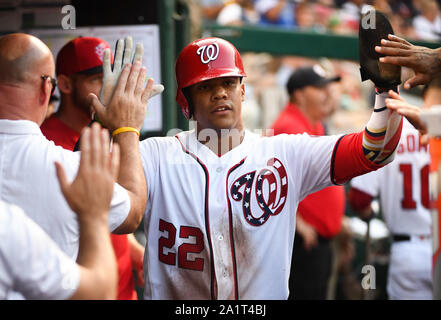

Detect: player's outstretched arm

[331,90,403,184]
[375,34,441,89]
[55,122,120,299]
[331,11,404,184]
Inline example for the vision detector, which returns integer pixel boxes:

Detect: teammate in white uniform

[1,123,119,300]
[349,118,432,299]
[139,37,404,299]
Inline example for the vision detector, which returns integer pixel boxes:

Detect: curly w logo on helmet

[196,43,219,64]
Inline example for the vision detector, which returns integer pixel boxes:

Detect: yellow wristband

[112,127,140,137]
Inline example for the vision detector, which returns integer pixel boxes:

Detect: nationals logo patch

[95,42,107,62]
[230,158,288,226]
[196,43,219,64]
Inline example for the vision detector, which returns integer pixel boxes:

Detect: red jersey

[40,114,137,300]
[40,114,81,151]
[271,103,345,237]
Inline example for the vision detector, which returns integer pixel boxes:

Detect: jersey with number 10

[351,119,431,235]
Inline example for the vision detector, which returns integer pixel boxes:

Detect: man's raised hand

[99,36,163,108]
[376,34,441,89]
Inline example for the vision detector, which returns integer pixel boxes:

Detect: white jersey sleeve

[265,133,341,202]
[0,201,80,300]
[106,181,130,232]
[139,136,161,206]
[282,133,342,201]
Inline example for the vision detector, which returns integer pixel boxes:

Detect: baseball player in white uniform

[138,37,404,299]
[349,118,432,299]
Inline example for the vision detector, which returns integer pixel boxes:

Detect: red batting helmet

[175,37,247,119]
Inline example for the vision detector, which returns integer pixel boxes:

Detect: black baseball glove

[359,10,401,91]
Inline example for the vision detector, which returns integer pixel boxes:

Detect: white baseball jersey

[140,129,341,299]
[351,119,432,236]
[0,120,130,258]
[0,200,80,300]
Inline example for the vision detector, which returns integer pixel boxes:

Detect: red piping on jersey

[176,135,216,300]
[330,135,346,185]
[225,157,247,300]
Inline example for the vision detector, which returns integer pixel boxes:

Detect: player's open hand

[90,58,155,132]
[55,122,120,219]
[375,34,441,89]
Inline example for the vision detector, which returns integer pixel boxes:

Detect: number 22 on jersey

[158,219,205,271]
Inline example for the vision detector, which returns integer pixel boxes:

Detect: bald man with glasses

[0,33,153,299]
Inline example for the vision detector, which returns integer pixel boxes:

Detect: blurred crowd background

[198,0,440,40]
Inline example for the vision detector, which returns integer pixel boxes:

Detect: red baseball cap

[56,37,113,76]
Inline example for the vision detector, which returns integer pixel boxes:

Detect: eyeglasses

[41,75,57,96]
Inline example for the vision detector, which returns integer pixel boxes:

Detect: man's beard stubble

[71,85,93,118]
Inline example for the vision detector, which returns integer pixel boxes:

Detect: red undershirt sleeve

[330,132,383,185]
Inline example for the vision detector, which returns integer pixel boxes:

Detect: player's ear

[57,74,73,95]
[240,81,245,102]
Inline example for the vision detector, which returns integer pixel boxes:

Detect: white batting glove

[99,36,164,107]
